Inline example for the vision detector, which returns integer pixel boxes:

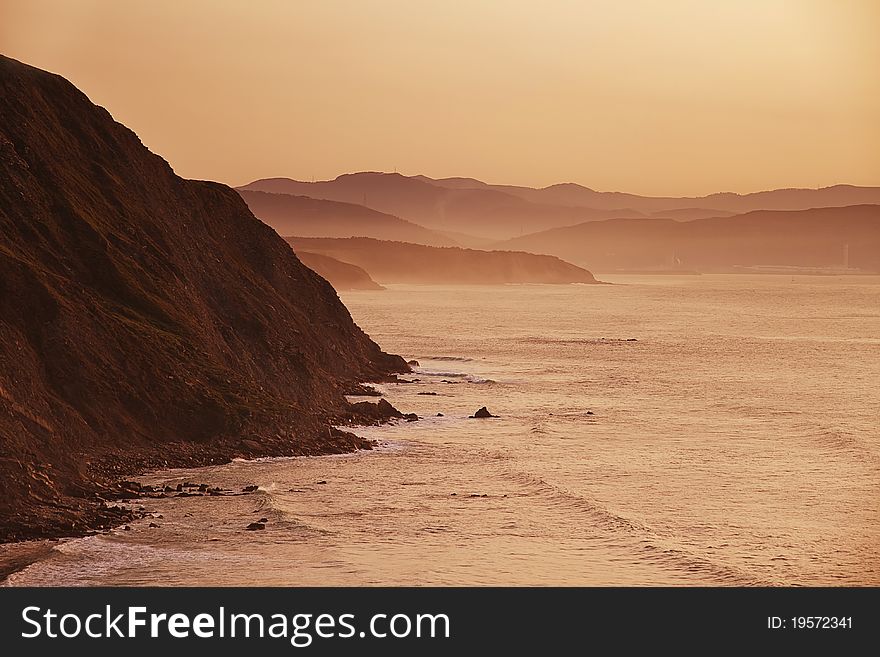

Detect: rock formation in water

[287,237,599,284]
[0,55,407,541]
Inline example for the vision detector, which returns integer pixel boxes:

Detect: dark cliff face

[0,55,406,540]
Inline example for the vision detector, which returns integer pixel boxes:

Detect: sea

[5,275,879,585]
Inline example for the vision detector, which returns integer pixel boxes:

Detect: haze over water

[6,275,879,586]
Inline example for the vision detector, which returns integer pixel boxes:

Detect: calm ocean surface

[6,275,879,585]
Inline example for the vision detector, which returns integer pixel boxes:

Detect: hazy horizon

[2,0,879,196]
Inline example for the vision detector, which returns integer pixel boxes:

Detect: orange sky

[2,0,878,196]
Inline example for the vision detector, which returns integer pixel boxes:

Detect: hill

[286,237,599,284]
[501,206,880,272]
[297,252,384,291]
[239,173,640,239]
[419,175,880,214]
[0,55,406,540]
[237,189,454,246]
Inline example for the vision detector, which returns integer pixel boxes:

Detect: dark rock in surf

[344,397,418,425]
[245,522,265,531]
[417,392,438,396]
[344,383,383,397]
[407,360,420,367]
[242,485,259,492]
[471,407,497,418]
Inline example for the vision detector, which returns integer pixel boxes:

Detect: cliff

[0,55,407,541]
[286,237,599,284]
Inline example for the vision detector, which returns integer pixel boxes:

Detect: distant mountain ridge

[418,176,880,214]
[239,173,641,240]
[286,237,599,285]
[500,205,880,272]
[241,173,880,240]
[237,189,455,246]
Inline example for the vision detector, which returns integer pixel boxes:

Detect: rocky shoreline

[0,391,415,546]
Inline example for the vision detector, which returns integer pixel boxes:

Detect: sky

[2,0,878,196]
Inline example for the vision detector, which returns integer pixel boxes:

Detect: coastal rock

[407,360,420,367]
[344,383,383,397]
[240,438,262,452]
[471,407,497,418]
[245,522,265,531]
[417,392,438,396]
[243,485,259,492]
[343,397,417,426]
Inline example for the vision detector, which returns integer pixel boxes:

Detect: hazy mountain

[0,55,406,540]
[297,252,384,290]
[500,205,880,272]
[419,175,880,214]
[244,173,880,243]
[648,208,736,221]
[237,189,454,246]
[286,237,598,285]
[239,173,641,240]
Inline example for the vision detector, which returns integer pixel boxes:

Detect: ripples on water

[6,275,879,586]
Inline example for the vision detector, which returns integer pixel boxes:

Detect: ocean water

[6,275,880,586]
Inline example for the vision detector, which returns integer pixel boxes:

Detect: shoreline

[0,431,410,585]
[0,540,58,582]
[0,380,413,546]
